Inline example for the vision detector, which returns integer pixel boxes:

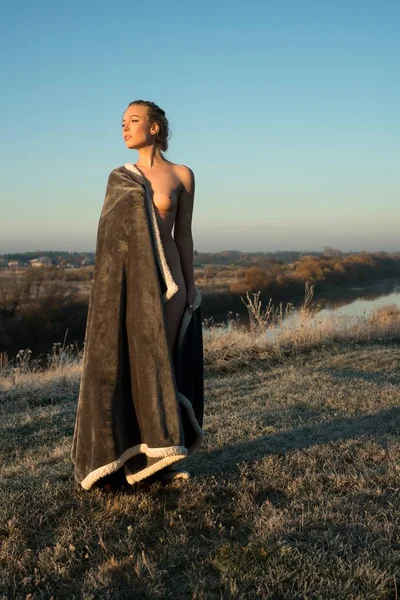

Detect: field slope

[0,338,399,599]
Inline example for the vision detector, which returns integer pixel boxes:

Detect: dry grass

[0,289,399,599]
[202,284,400,374]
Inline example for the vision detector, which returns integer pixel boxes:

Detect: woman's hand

[187,285,196,315]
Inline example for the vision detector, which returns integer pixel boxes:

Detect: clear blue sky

[1,0,399,254]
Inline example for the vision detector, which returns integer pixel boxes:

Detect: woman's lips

[124,136,131,140]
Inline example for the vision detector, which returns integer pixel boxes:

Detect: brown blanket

[71,163,204,489]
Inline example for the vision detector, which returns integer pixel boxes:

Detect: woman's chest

[143,170,182,217]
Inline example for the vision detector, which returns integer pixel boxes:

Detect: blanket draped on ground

[71,163,204,489]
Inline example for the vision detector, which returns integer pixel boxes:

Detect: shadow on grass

[192,407,400,477]
[322,367,400,387]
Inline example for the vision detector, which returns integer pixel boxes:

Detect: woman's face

[121,105,156,149]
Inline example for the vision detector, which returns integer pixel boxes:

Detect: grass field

[0,295,399,599]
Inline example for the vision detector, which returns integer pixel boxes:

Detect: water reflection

[314,277,400,319]
[206,277,400,335]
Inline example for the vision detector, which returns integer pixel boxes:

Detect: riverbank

[201,288,400,374]
[0,315,399,597]
[2,268,400,366]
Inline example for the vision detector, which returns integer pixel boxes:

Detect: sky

[0,0,399,254]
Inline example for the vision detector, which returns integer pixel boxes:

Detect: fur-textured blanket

[71,163,204,490]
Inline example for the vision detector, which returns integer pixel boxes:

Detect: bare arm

[174,166,195,291]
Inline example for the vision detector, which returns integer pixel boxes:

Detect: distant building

[29,256,53,268]
[8,260,21,268]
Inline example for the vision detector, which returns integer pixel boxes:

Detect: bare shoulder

[173,164,195,191]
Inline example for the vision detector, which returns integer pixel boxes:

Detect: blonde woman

[122,100,196,354]
[72,99,204,491]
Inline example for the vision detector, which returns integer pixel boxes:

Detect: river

[212,276,400,333]
[313,276,400,319]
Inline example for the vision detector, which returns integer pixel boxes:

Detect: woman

[122,100,197,487]
[72,100,204,491]
[122,100,196,357]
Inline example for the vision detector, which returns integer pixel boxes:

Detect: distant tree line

[230,251,400,295]
[5,246,399,270]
